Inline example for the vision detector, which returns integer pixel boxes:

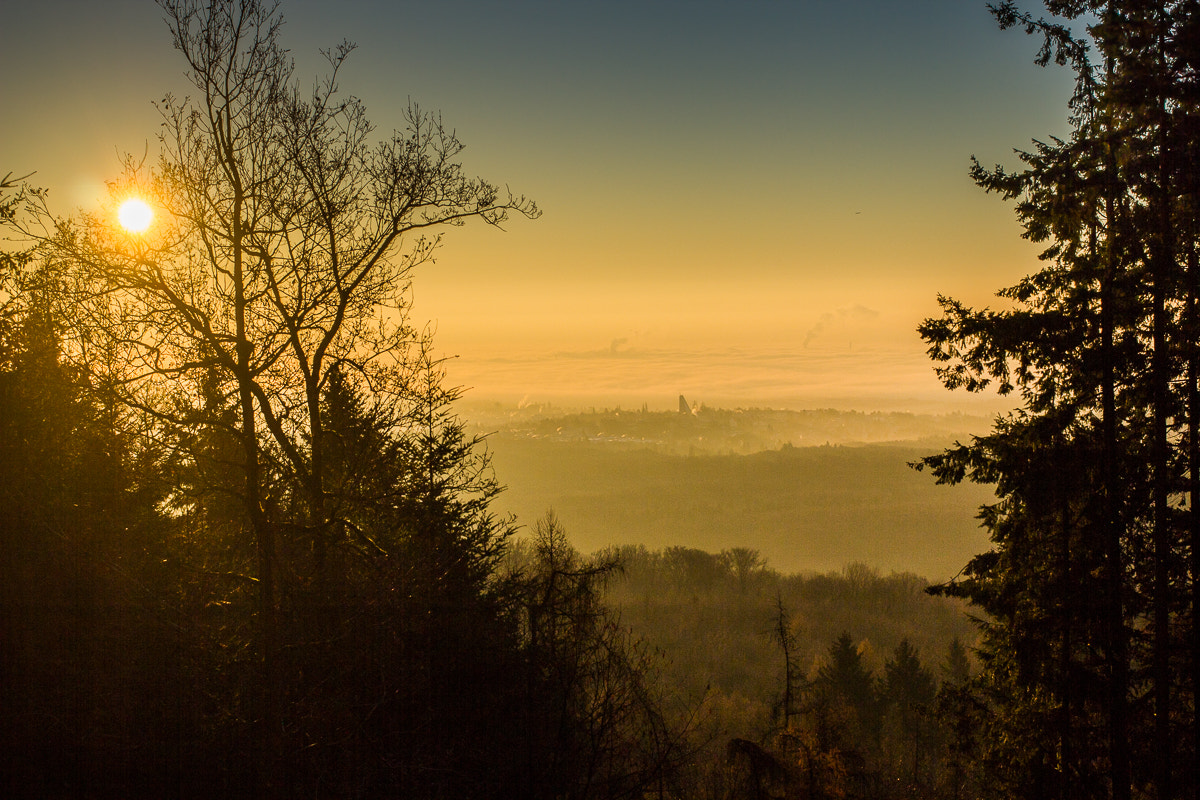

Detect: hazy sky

[2,0,1079,411]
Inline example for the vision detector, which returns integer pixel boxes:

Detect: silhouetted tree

[814,632,880,750]
[514,513,686,800]
[1,179,192,794]
[880,639,938,793]
[724,547,768,595]
[941,636,972,687]
[771,595,803,732]
[920,2,1200,798]
[934,638,983,800]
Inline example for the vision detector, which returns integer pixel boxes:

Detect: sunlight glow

[118,198,153,233]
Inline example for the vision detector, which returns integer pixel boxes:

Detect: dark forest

[4,1,1200,798]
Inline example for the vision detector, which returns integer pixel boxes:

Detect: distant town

[464,397,994,455]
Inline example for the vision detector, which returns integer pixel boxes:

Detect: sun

[118,198,154,233]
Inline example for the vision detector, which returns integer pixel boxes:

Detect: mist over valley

[474,402,996,580]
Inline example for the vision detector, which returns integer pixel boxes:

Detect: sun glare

[118,198,154,233]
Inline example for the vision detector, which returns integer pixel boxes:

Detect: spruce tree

[921,3,1200,797]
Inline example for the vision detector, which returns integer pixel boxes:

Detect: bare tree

[34,0,536,789]
[517,513,687,800]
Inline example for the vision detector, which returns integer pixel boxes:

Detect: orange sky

[2,0,1081,412]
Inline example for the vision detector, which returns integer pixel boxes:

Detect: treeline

[585,544,981,799]
[484,406,994,455]
[487,436,994,580]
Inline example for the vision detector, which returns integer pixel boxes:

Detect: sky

[1,0,1081,412]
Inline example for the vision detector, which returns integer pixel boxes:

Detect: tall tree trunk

[1152,198,1173,800]
[306,379,328,574]
[1058,497,1073,800]
[1187,235,1200,800]
[1102,92,1132,800]
[232,188,281,798]
[1152,25,1175,794]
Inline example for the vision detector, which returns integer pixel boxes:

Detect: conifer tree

[921,3,1200,797]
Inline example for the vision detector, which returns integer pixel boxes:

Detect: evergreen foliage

[0,2,547,796]
[919,2,1200,797]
